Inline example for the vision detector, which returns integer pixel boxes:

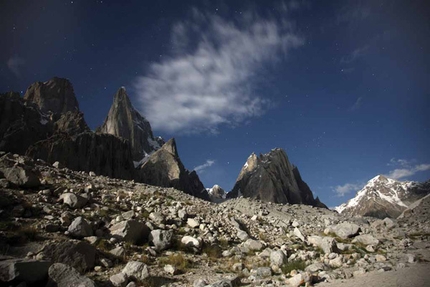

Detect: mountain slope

[138,138,209,201]
[336,175,430,218]
[227,148,327,207]
[98,87,163,162]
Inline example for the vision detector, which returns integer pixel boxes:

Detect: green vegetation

[281,259,307,275]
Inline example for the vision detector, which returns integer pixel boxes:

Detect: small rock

[244,239,263,251]
[122,261,150,281]
[68,217,93,238]
[164,264,177,275]
[110,272,128,287]
[187,218,200,228]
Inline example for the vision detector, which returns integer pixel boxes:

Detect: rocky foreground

[0,152,429,287]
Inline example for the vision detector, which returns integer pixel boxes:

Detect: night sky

[1,0,429,208]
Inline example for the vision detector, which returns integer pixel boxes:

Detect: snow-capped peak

[335,175,420,217]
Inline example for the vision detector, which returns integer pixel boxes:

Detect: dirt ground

[315,263,430,287]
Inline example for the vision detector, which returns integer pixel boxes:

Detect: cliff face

[26,132,135,179]
[138,139,209,200]
[0,92,53,155]
[227,149,327,207]
[23,77,79,116]
[98,87,162,162]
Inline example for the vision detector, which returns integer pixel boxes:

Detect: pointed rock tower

[98,87,163,162]
[228,148,327,208]
[138,138,209,201]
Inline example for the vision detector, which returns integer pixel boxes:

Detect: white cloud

[135,9,304,134]
[385,162,430,180]
[350,96,363,111]
[333,183,362,197]
[388,158,413,167]
[7,56,25,77]
[194,159,215,173]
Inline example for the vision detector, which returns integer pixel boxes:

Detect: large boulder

[149,229,173,251]
[122,261,150,281]
[60,193,88,209]
[47,263,95,287]
[110,220,150,244]
[0,258,50,283]
[332,222,360,239]
[42,240,96,271]
[68,217,93,238]
[308,236,339,254]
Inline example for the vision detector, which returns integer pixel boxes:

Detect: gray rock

[68,217,93,238]
[2,165,40,188]
[308,236,339,254]
[270,250,287,267]
[187,218,200,228]
[352,234,379,246]
[110,220,150,244]
[252,267,272,278]
[332,222,360,239]
[149,229,173,251]
[244,239,263,251]
[110,272,129,287]
[294,227,306,241]
[122,261,150,281]
[237,230,249,241]
[60,193,88,209]
[0,258,50,283]
[42,240,96,270]
[305,262,327,273]
[110,246,126,257]
[149,212,164,224]
[47,263,95,287]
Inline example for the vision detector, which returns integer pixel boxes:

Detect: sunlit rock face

[98,87,163,163]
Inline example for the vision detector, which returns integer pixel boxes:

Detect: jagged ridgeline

[227,149,327,208]
[0,77,208,200]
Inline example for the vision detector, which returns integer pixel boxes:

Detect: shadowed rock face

[26,132,135,180]
[0,92,53,155]
[139,139,209,200]
[98,87,162,162]
[23,77,79,115]
[227,148,327,207]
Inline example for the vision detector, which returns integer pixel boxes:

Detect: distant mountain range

[0,77,330,208]
[336,175,430,218]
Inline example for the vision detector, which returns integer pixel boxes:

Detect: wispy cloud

[341,46,369,64]
[135,9,304,134]
[336,2,371,25]
[350,96,363,111]
[386,163,430,180]
[194,159,215,173]
[333,183,362,197]
[7,56,25,77]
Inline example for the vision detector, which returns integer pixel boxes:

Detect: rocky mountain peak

[98,87,162,162]
[160,138,178,158]
[23,77,79,115]
[336,176,430,218]
[228,148,327,208]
